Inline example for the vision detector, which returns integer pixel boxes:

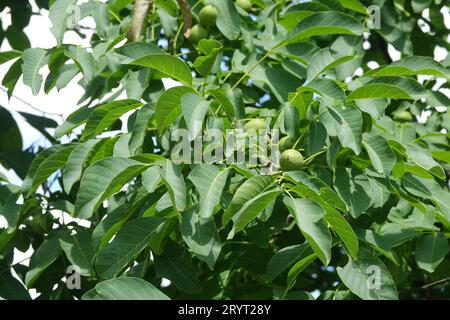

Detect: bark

[177,0,192,38]
[127,0,152,42]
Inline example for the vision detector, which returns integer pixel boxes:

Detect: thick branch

[127,0,152,42]
[177,0,192,38]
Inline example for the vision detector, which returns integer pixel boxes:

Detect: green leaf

[266,243,313,281]
[155,86,196,134]
[59,230,95,277]
[65,45,95,85]
[25,237,62,287]
[193,39,223,76]
[286,11,365,44]
[49,0,78,46]
[74,157,150,219]
[327,104,362,154]
[363,135,396,175]
[130,54,192,86]
[95,217,165,279]
[181,93,209,140]
[81,99,143,140]
[188,164,229,219]
[83,277,170,300]
[307,47,354,81]
[125,69,150,100]
[222,175,275,227]
[0,50,22,65]
[250,64,302,103]
[415,233,449,273]
[348,76,426,100]
[63,139,103,194]
[282,105,300,140]
[283,197,332,265]
[337,250,398,300]
[116,42,165,61]
[158,160,187,212]
[406,145,445,180]
[129,103,155,155]
[210,0,241,40]
[54,105,93,138]
[287,253,317,289]
[0,271,31,300]
[180,208,222,269]
[2,59,23,98]
[324,208,359,260]
[334,168,371,218]
[305,121,327,156]
[230,189,281,236]
[0,106,22,151]
[22,144,76,197]
[298,78,345,102]
[207,89,241,120]
[21,48,49,95]
[368,56,450,79]
[154,241,202,294]
[402,173,450,224]
[356,229,400,265]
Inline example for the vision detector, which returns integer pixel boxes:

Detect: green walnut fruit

[393,110,413,122]
[188,24,208,44]
[199,5,217,27]
[278,136,295,152]
[244,118,266,131]
[280,149,304,171]
[235,0,252,11]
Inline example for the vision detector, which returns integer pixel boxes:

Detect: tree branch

[177,0,192,38]
[127,0,153,42]
[400,277,450,296]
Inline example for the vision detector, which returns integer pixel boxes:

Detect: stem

[126,0,152,42]
[304,149,327,165]
[173,23,184,53]
[231,51,272,90]
[400,277,450,295]
[177,0,193,38]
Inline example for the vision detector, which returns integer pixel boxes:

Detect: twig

[177,0,193,38]
[0,86,64,118]
[230,51,272,90]
[400,277,450,295]
[126,0,153,42]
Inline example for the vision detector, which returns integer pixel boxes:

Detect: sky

[0,0,449,299]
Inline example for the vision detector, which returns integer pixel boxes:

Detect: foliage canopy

[0,0,450,300]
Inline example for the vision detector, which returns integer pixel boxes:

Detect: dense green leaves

[74,157,150,219]
[95,217,164,279]
[2,0,450,301]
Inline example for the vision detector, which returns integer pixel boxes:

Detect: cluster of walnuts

[189,0,253,44]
